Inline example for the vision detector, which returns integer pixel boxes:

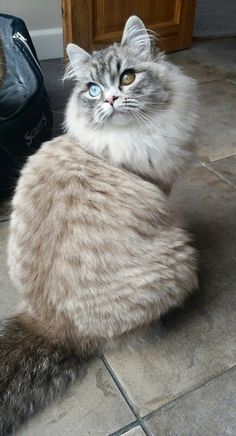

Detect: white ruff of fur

[65,62,198,189]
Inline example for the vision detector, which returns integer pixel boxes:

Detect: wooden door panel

[93,0,178,43]
[62,0,196,55]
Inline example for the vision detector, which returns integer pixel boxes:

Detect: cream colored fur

[8,16,198,346]
[2,17,199,434]
[8,135,197,341]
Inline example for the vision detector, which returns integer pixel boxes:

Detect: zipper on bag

[13,32,42,74]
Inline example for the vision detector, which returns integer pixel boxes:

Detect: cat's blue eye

[89,83,102,97]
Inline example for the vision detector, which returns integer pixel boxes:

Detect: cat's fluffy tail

[0,313,96,435]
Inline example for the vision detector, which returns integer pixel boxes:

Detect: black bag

[0,13,53,198]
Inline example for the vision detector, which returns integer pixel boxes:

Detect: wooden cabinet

[61,0,196,54]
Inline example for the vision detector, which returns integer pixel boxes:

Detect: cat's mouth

[109,108,120,116]
[106,108,132,126]
[108,107,125,117]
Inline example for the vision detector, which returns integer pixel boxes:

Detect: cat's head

[65,16,171,127]
[64,16,197,190]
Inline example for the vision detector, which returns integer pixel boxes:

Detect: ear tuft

[121,16,151,57]
[64,43,91,81]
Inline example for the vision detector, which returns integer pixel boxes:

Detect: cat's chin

[106,110,132,127]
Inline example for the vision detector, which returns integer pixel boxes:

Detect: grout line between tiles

[204,153,236,163]
[101,355,139,417]
[138,419,153,436]
[201,162,236,189]
[108,420,139,436]
[197,77,232,86]
[101,355,152,436]
[110,419,152,436]
[141,364,236,423]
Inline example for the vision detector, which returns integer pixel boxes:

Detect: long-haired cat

[0,17,198,434]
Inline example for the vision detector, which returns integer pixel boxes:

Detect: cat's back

[8,134,169,290]
[8,135,197,337]
[12,134,166,218]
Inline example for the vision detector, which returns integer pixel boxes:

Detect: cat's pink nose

[104,95,119,106]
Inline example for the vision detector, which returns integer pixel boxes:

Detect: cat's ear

[121,16,151,57]
[67,43,91,68]
[64,43,91,80]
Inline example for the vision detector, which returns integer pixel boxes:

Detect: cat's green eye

[120,70,135,86]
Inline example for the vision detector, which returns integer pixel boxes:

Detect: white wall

[0,0,63,59]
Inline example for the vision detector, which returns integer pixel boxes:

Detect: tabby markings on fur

[0,16,198,435]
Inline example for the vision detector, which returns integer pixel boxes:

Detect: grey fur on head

[64,16,167,128]
[64,16,198,192]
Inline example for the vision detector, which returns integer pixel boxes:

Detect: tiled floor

[0,38,236,435]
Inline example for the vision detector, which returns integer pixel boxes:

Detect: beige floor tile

[207,154,236,187]
[52,110,64,137]
[146,366,236,436]
[16,359,135,436]
[168,38,236,83]
[171,166,236,301]
[196,80,236,162]
[40,58,73,111]
[105,166,236,416]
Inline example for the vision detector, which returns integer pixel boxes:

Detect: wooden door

[61,0,196,55]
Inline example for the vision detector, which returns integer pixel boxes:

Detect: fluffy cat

[0,17,198,434]
[65,17,198,193]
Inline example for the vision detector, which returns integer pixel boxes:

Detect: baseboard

[29,27,64,60]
